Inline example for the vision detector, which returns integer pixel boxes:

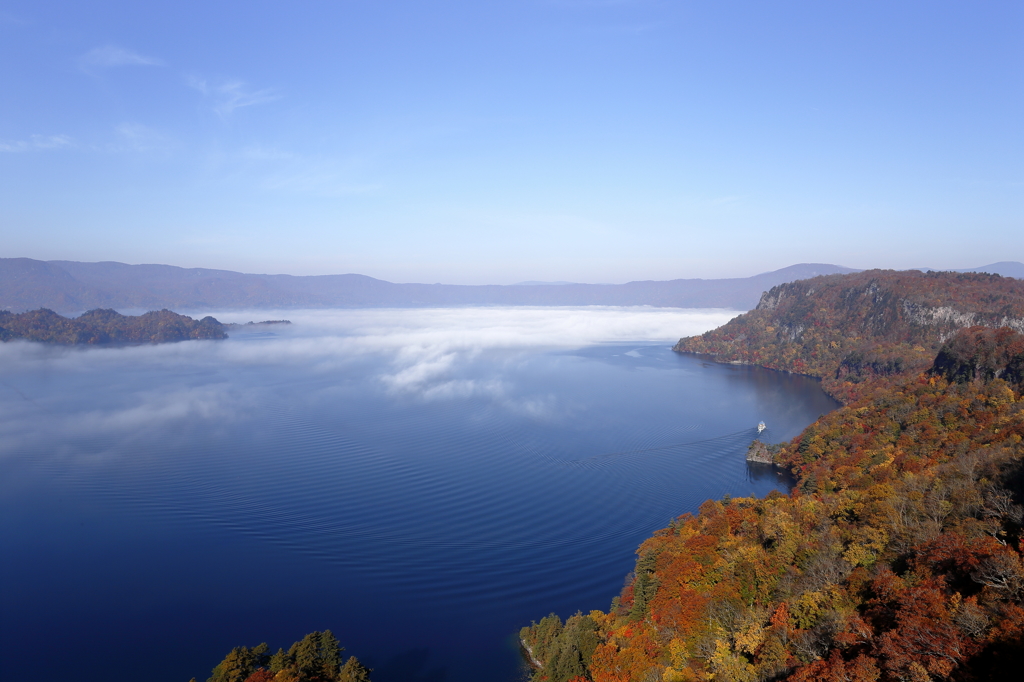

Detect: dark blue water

[0,313,836,682]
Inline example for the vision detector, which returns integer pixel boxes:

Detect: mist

[0,306,738,460]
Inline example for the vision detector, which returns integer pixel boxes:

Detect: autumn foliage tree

[202,631,370,682]
[523,271,1024,682]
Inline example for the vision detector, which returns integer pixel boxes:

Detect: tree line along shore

[522,270,1024,682]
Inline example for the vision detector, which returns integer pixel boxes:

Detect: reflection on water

[746,461,797,487]
[0,311,836,682]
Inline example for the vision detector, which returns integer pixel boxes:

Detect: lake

[0,307,838,682]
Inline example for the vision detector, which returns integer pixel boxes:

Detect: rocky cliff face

[675,270,1024,401]
[931,326,1024,388]
[745,439,776,464]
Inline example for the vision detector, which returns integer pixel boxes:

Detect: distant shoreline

[0,308,226,345]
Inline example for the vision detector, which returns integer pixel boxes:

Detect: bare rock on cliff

[746,440,775,464]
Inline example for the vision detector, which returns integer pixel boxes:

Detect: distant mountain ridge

[0,259,861,314]
[1,258,1019,315]
[958,262,1024,277]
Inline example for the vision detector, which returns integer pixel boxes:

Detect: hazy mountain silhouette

[955,262,1024,278]
[0,258,872,314]
[911,262,1024,278]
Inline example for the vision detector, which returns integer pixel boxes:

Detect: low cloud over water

[0,306,738,458]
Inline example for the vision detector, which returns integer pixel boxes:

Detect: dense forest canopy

[195,631,371,682]
[0,307,226,344]
[522,270,1024,682]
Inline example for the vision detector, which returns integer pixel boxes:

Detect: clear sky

[1,1,1021,284]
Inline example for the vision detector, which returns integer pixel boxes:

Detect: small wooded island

[522,270,1024,682]
[0,307,226,344]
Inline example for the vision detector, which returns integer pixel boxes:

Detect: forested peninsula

[0,308,226,344]
[522,270,1024,682]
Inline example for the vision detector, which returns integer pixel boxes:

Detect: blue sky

[1,1,1021,284]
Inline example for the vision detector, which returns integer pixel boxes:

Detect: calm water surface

[0,308,837,682]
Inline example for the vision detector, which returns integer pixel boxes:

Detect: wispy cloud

[67,385,238,435]
[0,134,74,153]
[79,45,163,73]
[114,122,171,153]
[188,76,278,117]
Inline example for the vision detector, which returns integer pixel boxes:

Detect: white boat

[757,421,766,433]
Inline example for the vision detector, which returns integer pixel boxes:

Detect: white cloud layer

[212,305,737,350]
[0,307,737,457]
[197,306,738,384]
[0,305,737,383]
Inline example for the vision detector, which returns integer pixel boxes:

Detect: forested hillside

[675,270,1024,403]
[522,272,1024,682]
[0,308,226,344]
